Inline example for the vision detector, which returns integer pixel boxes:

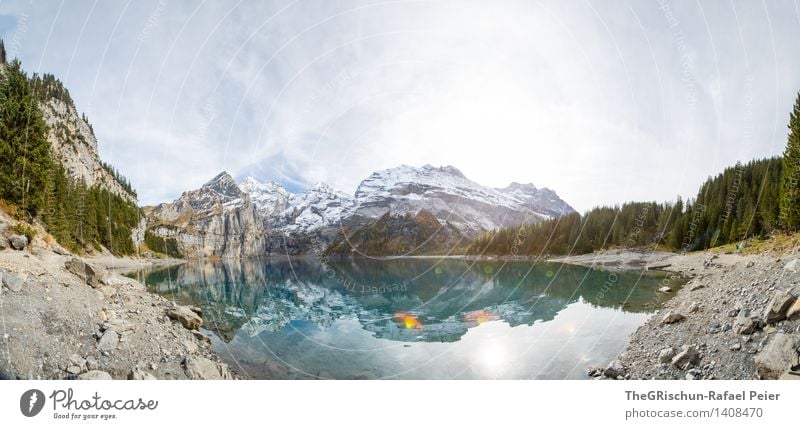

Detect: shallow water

[128,257,684,379]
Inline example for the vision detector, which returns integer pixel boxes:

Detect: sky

[0,0,799,211]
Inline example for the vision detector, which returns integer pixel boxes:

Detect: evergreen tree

[780,92,800,230]
[0,59,54,217]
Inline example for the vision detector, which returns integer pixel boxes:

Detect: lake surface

[128,257,684,379]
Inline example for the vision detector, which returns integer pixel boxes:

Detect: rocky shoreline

[580,250,800,380]
[0,215,236,380]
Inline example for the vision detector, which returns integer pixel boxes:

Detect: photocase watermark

[19,387,159,421]
[137,0,167,42]
[658,0,697,110]
[20,389,45,417]
[7,11,29,60]
[314,248,407,295]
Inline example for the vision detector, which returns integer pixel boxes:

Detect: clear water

[127,257,684,379]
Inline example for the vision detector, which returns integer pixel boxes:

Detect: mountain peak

[421,164,465,178]
[201,171,241,199]
[240,176,261,187]
[503,182,538,191]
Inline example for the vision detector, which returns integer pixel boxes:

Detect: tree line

[467,156,784,256]
[0,57,141,255]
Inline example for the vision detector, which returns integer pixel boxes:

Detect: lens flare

[393,312,423,330]
[464,311,497,326]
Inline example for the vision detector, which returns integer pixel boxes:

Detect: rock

[784,258,800,273]
[183,356,232,380]
[730,343,741,351]
[671,345,700,370]
[763,290,796,324]
[0,235,8,250]
[685,368,702,380]
[100,271,133,287]
[786,299,800,321]
[128,370,157,380]
[98,286,117,299]
[727,308,739,317]
[166,306,203,330]
[658,347,676,364]
[661,311,686,325]
[586,367,603,377]
[690,284,706,291]
[658,286,672,293]
[754,333,798,379]
[96,329,119,352]
[77,370,112,380]
[188,305,203,317]
[688,302,700,313]
[735,317,758,335]
[184,340,198,354]
[191,330,211,343]
[2,271,24,292]
[69,354,86,369]
[65,365,82,375]
[8,234,27,250]
[85,356,99,370]
[64,257,105,288]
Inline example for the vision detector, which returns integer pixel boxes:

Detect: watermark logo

[20,389,45,417]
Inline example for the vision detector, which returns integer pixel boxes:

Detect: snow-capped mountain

[273,183,356,235]
[352,164,573,233]
[145,164,574,257]
[239,177,290,218]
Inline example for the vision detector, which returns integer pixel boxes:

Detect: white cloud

[0,0,799,211]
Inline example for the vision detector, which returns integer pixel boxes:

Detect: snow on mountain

[275,183,356,235]
[239,176,290,217]
[351,164,573,233]
[239,165,575,236]
[497,182,575,218]
[146,165,575,257]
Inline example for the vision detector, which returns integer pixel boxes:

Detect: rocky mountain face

[145,164,575,257]
[29,73,146,250]
[36,79,137,205]
[144,172,267,259]
[351,164,573,234]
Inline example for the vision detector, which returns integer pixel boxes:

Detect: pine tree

[780,92,800,230]
[0,59,53,216]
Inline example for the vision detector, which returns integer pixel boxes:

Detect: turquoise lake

[128,257,684,379]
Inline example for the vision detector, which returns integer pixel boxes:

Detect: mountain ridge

[144,164,575,257]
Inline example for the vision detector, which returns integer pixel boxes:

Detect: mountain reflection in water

[128,257,684,379]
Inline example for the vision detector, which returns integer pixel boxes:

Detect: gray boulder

[183,356,232,380]
[671,345,700,370]
[167,306,203,330]
[658,347,676,364]
[128,370,157,380]
[65,258,105,288]
[786,299,800,321]
[2,271,24,292]
[661,311,686,325]
[77,370,113,380]
[8,234,27,250]
[735,317,759,335]
[763,290,796,324]
[96,329,119,352]
[754,333,798,379]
